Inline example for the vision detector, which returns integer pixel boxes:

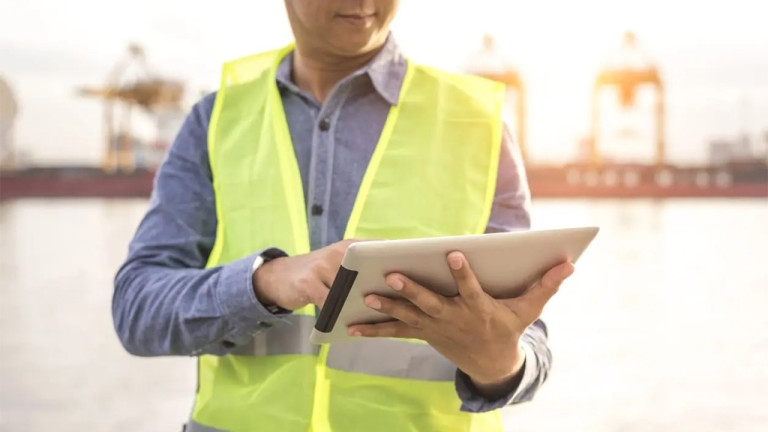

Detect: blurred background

[1,1,767,431]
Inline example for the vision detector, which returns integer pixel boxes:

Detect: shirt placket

[306,83,354,250]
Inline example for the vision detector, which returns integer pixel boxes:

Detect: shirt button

[318,118,331,131]
[311,204,324,216]
[221,340,236,349]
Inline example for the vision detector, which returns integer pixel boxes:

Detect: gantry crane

[466,35,527,161]
[590,32,665,167]
[78,44,184,173]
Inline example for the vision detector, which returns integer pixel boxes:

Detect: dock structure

[466,32,767,199]
[1,35,766,200]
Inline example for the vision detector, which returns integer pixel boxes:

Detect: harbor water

[1,198,767,431]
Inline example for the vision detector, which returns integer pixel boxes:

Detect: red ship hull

[1,163,767,200]
[1,168,155,200]
[529,182,767,198]
[525,162,768,198]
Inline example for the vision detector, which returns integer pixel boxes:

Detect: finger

[318,263,339,288]
[335,238,359,253]
[342,237,385,244]
[542,261,576,289]
[446,251,487,306]
[308,282,330,308]
[513,262,575,315]
[321,238,382,286]
[385,273,447,318]
[364,295,429,328]
[321,240,357,275]
[334,238,381,254]
[347,320,422,339]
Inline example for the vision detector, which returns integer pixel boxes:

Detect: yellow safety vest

[189,45,505,432]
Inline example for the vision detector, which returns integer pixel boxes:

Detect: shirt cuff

[509,340,538,401]
[214,248,290,339]
[455,340,537,412]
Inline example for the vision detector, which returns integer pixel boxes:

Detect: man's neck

[291,44,384,104]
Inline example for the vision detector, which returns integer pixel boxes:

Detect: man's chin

[329,38,385,58]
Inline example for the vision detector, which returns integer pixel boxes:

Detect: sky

[1,0,767,165]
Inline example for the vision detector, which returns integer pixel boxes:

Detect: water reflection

[1,198,766,431]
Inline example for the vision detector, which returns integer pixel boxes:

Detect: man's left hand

[347,251,575,393]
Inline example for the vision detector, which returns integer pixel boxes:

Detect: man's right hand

[253,239,359,311]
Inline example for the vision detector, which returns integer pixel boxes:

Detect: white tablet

[310,227,599,344]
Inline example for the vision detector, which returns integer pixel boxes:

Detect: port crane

[590,32,665,167]
[466,35,527,161]
[78,44,184,173]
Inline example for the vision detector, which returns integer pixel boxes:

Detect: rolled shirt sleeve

[454,122,552,411]
[112,93,286,357]
[112,91,552,408]
[456,320,551,412]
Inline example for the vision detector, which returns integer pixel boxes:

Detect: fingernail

[348,328,362,336]
[448,253,463,270]
[366,296,381,309]
[389,278,404,291]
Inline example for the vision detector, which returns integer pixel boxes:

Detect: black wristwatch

[251,248,291,315]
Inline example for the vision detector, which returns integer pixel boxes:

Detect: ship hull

[1,168,154,200]
[2,163,767,200]
[529,182,767,198]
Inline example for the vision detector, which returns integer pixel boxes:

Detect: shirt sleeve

[112,93,287,357]
[454,122,553,412]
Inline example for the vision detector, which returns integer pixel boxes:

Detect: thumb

[310,283,330,309]
[513,262,575,318]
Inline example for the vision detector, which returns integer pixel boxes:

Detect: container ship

[2,36,767,201]
[3,159,766,200]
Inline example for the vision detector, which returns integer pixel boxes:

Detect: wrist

[469,342,526,389]
[252,252,285,307]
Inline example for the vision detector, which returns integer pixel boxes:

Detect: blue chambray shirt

[113,36,551,413]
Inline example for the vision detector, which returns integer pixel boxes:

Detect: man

[113,1,575,431]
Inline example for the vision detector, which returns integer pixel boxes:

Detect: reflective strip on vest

[229,314,318,356]
[227,316,452,382]
[325,339,455,381]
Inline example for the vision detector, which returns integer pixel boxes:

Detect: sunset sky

[2,0,767,164]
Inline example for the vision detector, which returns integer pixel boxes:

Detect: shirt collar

[275,34,407,106]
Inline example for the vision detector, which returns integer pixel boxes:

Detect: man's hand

[253,239,359,311]
[347,251,574,394]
